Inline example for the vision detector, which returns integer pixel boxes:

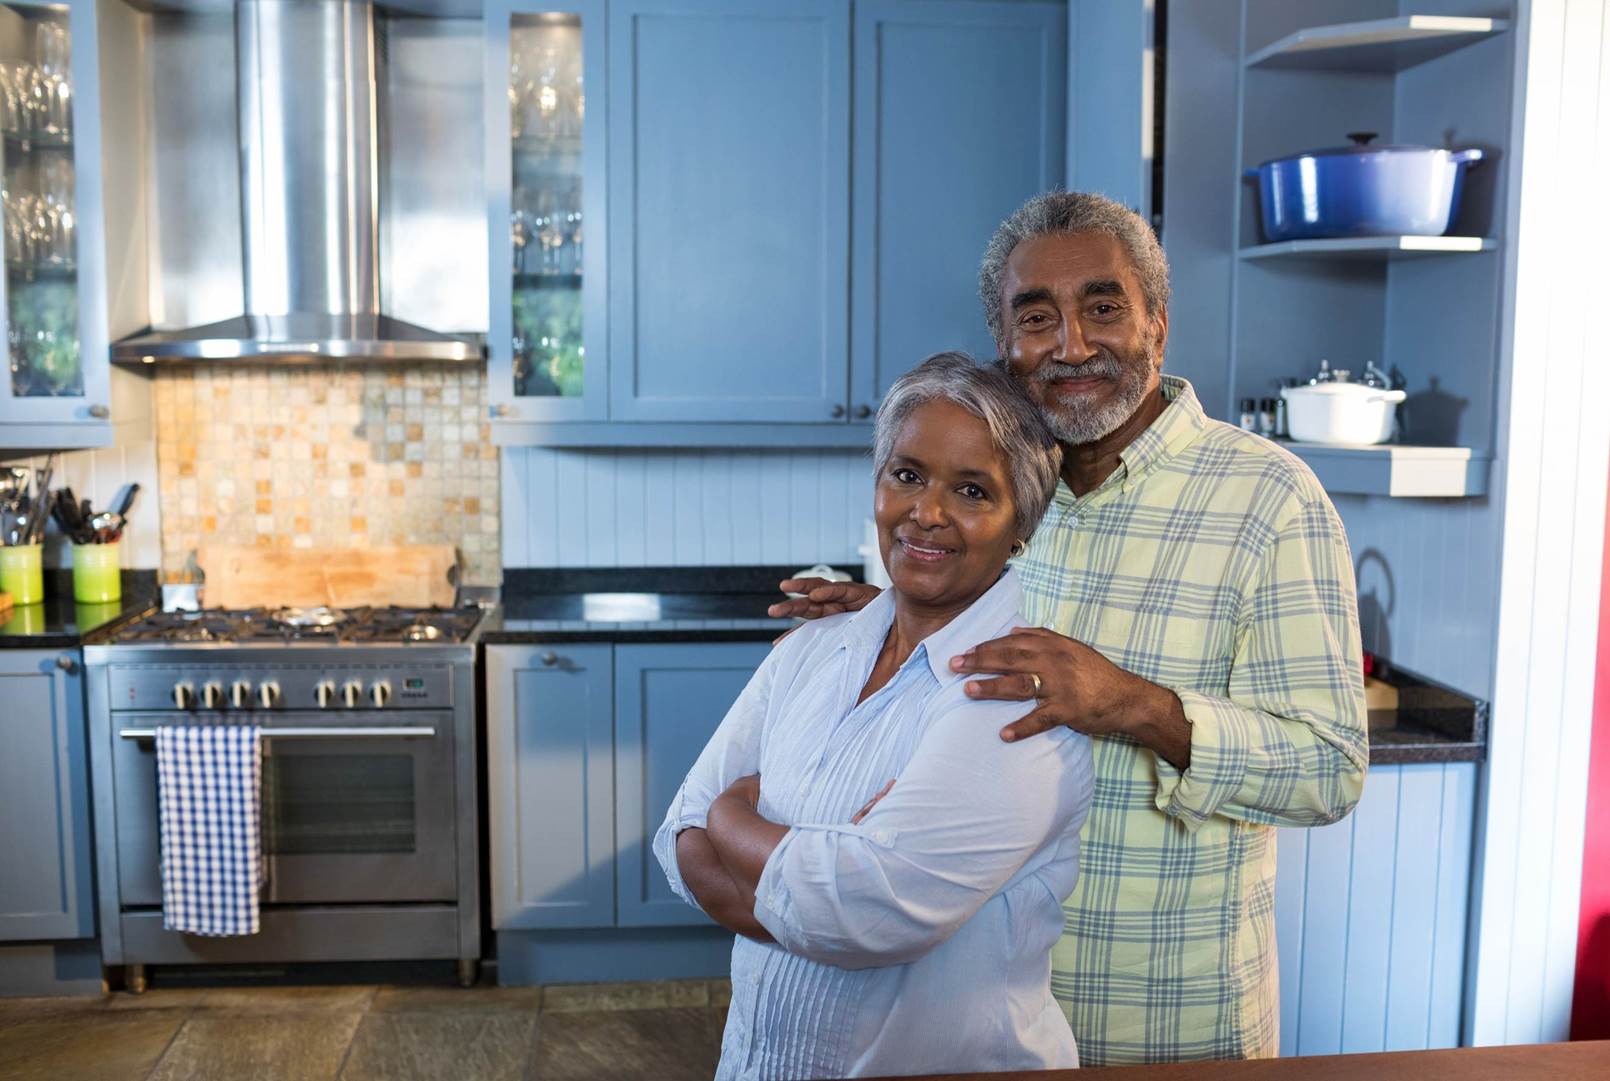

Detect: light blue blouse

[654,569,1095,1079]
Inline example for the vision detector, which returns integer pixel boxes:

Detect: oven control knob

[230,680,253,709]
[315,679,337,708]
[202,682,224,709]
[369,680,392,708]
[173,682,195,710]
[342,680,364,708]
[258,681,281,709]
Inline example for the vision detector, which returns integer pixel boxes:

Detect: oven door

[112,712,458,905]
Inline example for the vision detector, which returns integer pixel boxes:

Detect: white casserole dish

[1280,382,1407,445]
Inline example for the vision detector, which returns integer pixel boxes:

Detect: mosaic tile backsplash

[154,365,500,586]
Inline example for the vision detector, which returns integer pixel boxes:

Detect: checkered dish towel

[155,725,264,936]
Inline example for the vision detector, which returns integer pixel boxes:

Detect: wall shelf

[1246,15,1508,73]
[1278,441,1489,498]
[1240,236,1496,261]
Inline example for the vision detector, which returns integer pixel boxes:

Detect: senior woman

[653,352,1096,1079]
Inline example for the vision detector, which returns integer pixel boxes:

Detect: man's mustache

[1030,353,1125,384]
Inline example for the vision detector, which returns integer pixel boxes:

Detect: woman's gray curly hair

[978,191,1170,348]
[873,352,1063,542]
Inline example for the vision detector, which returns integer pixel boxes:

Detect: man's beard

[1024,342,1156,447]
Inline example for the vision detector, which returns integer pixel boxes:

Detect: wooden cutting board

[197,545,458,609]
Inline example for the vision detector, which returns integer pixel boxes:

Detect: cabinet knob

[56,654,77,673]
[491,403,512,418]
[541,651,558,666]
[88,404,110,419]
[855,404,872,419]
[831,403,846,418]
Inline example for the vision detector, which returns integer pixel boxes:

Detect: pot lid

[1262,132,1448,165]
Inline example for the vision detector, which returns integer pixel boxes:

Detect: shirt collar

[1052,375,1207,507]
[840,567,1024,686]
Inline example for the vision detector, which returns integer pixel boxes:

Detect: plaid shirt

[1016,376,1367,1064]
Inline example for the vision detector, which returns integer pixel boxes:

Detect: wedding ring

[1029,672,1044,699]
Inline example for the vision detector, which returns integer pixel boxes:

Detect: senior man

[773,191,1367,1064]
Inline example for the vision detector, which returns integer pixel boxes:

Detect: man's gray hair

[978,190,1171,348]
[873,352,1062,542]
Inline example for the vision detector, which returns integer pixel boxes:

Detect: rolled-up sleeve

[653,645,780,907]
[753,696,1093,969]
[1154,495,1368,831]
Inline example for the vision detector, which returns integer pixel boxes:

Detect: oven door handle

[118,726,438,741]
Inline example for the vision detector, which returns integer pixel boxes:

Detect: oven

[83,636,484,990]
[112,713,458,906]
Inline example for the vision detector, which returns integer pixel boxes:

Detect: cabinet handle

[855,404,872,419]
[490,403,512,418]
[541,651,558,666]
[88,404,110,419]
[831,403,846,418]
[56,654,77,673]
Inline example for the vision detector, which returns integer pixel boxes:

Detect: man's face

[997,231,1167,446]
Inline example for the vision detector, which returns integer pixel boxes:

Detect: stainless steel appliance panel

[147,12,244,330]
[380,16,488,334]
[237,0,378,319]
[108,663,455,712]
[113,712,459,906]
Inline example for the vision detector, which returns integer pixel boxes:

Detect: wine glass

[35,23,70,137]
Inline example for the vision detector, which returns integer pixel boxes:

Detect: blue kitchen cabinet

[485,643,616,929]
[0,0,130,449]
[613,641,771,926]
[848,0,1066,413]
[1274,761,1478,1054]
[0,648,93,940]
[606,0,852,425]
[485,0,611,425]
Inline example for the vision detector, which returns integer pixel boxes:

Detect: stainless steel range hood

[113,0,482,364]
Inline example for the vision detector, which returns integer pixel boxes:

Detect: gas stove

[81,599,490,990]
[104,604,487,646]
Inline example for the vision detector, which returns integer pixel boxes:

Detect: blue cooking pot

[1246,133,1484,241]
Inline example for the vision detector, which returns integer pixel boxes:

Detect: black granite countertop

[486,568,1487,764]
[1364,657,1487,765]
[0,570,157,648]
[482,567,799,644]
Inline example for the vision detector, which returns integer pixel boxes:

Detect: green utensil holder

[1,543,44,605]
[71,541,120,603]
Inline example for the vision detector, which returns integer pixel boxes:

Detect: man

[772,191,1367,1064]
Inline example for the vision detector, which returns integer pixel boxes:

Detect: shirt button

[797,781,809,797]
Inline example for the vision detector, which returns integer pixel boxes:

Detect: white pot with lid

[1280,382,1407,445]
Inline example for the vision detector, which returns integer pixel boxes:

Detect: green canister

[71,541,121,603]
[0,543,45,605]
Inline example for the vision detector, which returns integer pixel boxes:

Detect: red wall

[1571,473,1610,1039]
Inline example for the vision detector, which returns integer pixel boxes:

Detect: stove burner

[106,604,484,645]
[270,606,349,629]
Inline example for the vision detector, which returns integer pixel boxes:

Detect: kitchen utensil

[1246,133,1485,241]
[88,510,119,543]
[112,482,140,518]
[1281,381,1408,444]
[197,544,458,609]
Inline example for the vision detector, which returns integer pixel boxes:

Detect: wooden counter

[874,1041,1610,1080]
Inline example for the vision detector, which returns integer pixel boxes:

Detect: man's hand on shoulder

[950,626,1192,770]
[768,578,881,620]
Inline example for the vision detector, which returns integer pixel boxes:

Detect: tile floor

[0,977,729,1081]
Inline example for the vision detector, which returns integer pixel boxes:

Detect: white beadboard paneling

[503,446,872,569]
[1333,494,1502,700]
[1467,0,1610,1046]
[1276,763,1477,1057]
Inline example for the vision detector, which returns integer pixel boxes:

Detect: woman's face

[876,399,1020,612]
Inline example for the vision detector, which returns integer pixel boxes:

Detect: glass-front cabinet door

[0,0,110,446]
[486,0,607,433]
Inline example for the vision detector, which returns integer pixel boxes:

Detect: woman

[653,352,1094,1079]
